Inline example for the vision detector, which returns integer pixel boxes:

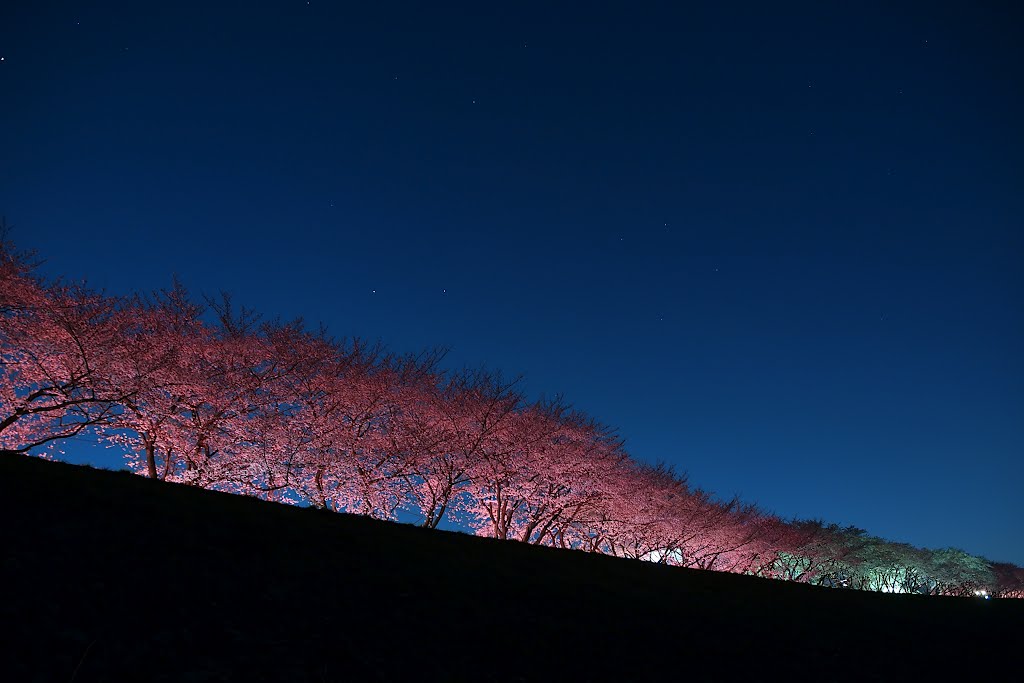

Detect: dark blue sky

[2,2,1021,563]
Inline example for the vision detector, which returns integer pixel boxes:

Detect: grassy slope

[1,454,1019,682]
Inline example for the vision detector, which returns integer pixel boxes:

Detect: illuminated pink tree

[991,562,1024,599]
[594,462,710,564]
[428,370,525,537]
[689,503,788,574]
[0,238,137,456]
[108,292,258,489]
[282,342,433,519]
[382,369,471,528]
[505,411,627,547]
[457,385,616,542]
[107,283,208,480]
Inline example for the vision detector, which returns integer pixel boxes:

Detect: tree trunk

[145,440,157,480]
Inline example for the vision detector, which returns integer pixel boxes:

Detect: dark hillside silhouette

[2,454,1019,681]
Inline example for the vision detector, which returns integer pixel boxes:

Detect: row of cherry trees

[2,234,1021,598]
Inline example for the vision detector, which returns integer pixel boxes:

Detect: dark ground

[1,454,1019,682]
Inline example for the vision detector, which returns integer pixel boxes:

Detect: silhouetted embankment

[1,454,1019,681]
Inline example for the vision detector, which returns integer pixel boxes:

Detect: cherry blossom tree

[921,548,995,597]
[594,462,704,563]
[433,370,526,538]
[0,235,136,456]
[991,562,1024,599]
[761,521,865,586]
[107,291,261,490]
[282,341,430,519]
[385,369,469,528]
[705,506,791,575]
[107,282,208,480]
[337,353,444,519]
[511,413,627,548]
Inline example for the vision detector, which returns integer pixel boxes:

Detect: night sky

[2,2,1021,564]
